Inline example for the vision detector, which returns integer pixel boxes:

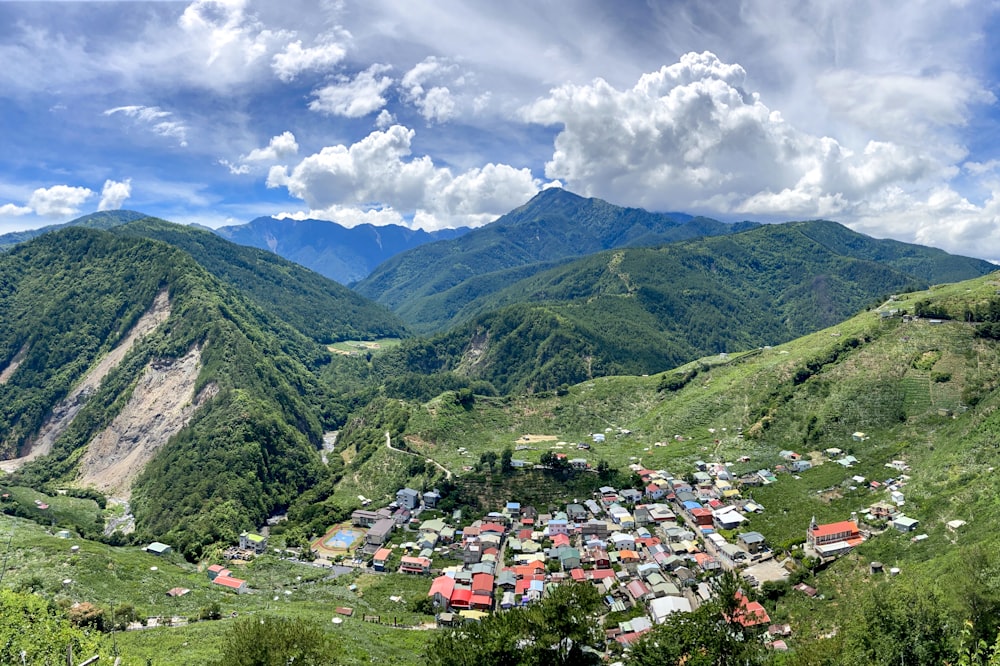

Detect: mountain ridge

[214,216,470,284]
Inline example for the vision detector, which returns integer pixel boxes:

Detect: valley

[0,196,999,664]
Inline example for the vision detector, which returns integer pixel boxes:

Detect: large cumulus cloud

[522,51,999,258]
[267,124,543,229]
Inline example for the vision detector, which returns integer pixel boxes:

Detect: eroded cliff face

[1,290,172,472]
[0,344,28,386]
[76,347,218,498]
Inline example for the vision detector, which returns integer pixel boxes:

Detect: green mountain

[113,217,408,343]
[368,220,996,395]
[0,210,149,250]
[1,212,408,344]
[353,187,759,333]
[0,227,343,557]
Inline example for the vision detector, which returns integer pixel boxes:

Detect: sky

[1,1,999,262]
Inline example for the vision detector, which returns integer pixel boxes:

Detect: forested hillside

[354,187,759,332]
[0,228,345,557]
[360,220,994,395]
[0,209,149,250]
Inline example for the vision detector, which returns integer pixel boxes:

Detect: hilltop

[354,187,760,332]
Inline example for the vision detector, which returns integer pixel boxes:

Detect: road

[385,431,452,479]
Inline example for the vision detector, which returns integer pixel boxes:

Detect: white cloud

[309,64,394,117]
[175,0,287,75]
[272,37,348,82]
[221,131,299,175]
[243,131,299,162]
[401,56,462,122]
[0,203,33,217]
[816,70,993,152]
[375,109,396,129]
[28,185,93,217]
[522,51,962,224]
[104,106,189,147]
[267,124,543,229]
[97,179,132,211]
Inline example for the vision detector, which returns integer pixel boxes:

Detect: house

[145,542,172,556]
[582,519,609,539]
[213,575,248,594]
[396,488,421,510]
[372,547,392,571]
[690,507,714,528]
[621,489,643,504]
[645,483,667,500]
[566,503,587,522]
[428,575,455,609]
[732,591,771,627]
[556,546,581,570]
[807,517,863,556]
[610,532,636,551]
[547,518,569,536]
[206,564,230,581]
[366,518,395,547]
[738,531,766,554]
[791,460,812,473]
[463,543,482,565]
[569,458,589,470]
[713,506,746,530]
[892,515,920,533]
[891,491,905,505]
[423,489,442,508]
[239,531,267,554]
[400,556,432,574]
[626,579,651,602]
[650,596,692,623]
[472,573,495,598]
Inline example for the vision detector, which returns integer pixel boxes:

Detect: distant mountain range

[214,216,470,284]
[369,218,997,394]
[354,188,761,333]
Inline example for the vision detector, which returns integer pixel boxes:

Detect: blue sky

[1,1,999,262]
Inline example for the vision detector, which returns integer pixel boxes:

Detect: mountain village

[186,430,932,657]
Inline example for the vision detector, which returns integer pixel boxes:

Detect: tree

[425,582,603,666]
[500,446,513,474]
[628,571,768,666]
[0,589,107,664]
[479,450,498,473]
[212,615,338,666]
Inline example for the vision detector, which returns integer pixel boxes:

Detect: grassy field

[0,513,435,665]
[328,338,403,355]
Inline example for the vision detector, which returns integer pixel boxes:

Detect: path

[384,431,452,480]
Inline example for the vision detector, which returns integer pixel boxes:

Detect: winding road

[385,431,452,480]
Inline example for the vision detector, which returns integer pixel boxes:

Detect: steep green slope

[0,209,149,250]
[0,228,340,557]
[370,221,985,394]
[354,188,757,332]
[113,218,408,343]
